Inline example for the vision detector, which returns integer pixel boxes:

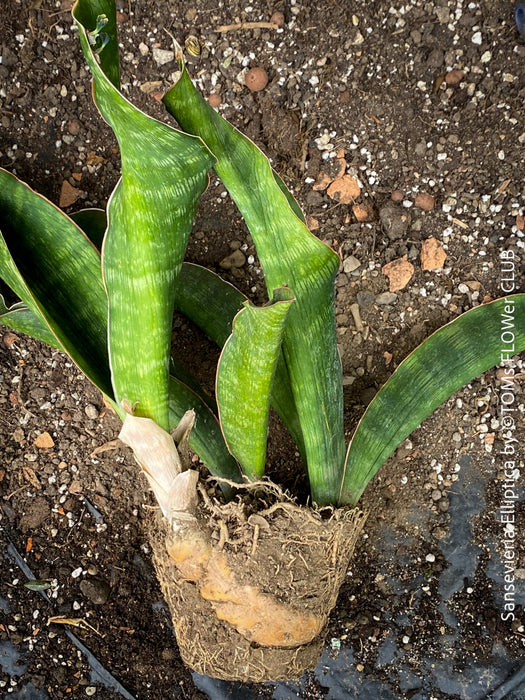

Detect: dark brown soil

[1,0,524,698]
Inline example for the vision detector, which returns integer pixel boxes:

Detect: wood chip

[139,80,164,93]
[215,21,280,32]
[516,214,524,231]
[90,439,122,457]
[86,152,105,167]
[34,431,54,449]
[334,148,347,179]
[3,332,19,347]
[59,180,82,208]
[381,256,414,292]
[421,237,447,270]
[327,175,361,204]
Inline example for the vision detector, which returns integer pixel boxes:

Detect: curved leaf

[74,0,215,431]
[164,65,344,505]
[216,288,294,480]
[340,295,525,505]
[68,199,307,460]
[0,297,58,349]
[0,169,112,397]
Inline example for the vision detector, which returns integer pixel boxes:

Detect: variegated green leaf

[74,0,214,431]
[174,263,306,460]
[0,169,112,397]
[340,295,525,505]
[216,288,294,480]
[164,65,344,505]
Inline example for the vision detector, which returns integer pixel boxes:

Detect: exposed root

[148,480,366,682]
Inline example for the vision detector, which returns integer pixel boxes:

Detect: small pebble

[390,189,404,202]
[220,249,246,269]
[152,47,174,66]
[414,193,435,211]
[445,69,464,85]
[472,31,482,45]
[208,93,221,108]
[270,11,285,28]
[343,255,361,273]
[245,67,268,91]
[85,403,99,420]
[375,292,398,305]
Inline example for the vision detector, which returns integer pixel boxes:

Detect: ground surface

[1,0,525,698]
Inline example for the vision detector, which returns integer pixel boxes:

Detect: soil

[1,0,524,698]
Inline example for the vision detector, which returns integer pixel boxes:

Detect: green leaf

[216,288,294,480]
[0,297,58,349]
[340,295,525,505]
[174,263,246,347]
[168,375,242,485]
[0,169,112,397]
[0,170,239,484]
[164,66,344,505]
[74,0,215,431]
[67,197,307,460]
[174,263,307,461]
[71,208,107,249]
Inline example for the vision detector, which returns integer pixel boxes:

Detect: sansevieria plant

[1,0,524,682]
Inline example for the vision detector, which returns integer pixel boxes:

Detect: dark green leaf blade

[164,66,344,505]
[0,297,59,349]
[168,375,242,485]
[71,208,107,249]
[340,295,525,505]
[216,288,294,479]
[0,169,112,396]
[74,0,215,431]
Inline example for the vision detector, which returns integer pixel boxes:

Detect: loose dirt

[1,0,524,698]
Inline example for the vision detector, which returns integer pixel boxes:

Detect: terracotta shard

[59,180,82,208]
[34,431,54,449]
[381,256,415,292]
[327,175,361,204]
[421,237,447,270]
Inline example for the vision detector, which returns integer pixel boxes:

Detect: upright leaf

[174,264,306,459]
[74,0,214,431]
[216,288,294,480]
[164,65,344,505]
[340,296,525,505]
